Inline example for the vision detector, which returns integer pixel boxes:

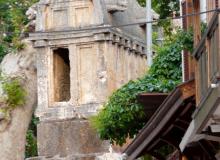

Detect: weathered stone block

[37,120,109,159]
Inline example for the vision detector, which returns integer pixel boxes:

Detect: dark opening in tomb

[53,48,70,102]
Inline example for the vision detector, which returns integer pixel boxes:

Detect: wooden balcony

[193,11,220,105]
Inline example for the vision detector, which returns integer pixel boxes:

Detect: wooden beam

[178,80,195,99]
[161,137,180,149]
[176,119,190,125]
[192,134,220,142]
[210,124,220,133]
[194,95,220,134]
[150,151,166,160]
[193,0,202,105]
[161,125,174,137]
[179,102,193,117]
[193,0,201,46]
[174,124,187,132]
[198,140,216,159]
[145,138,161,151]
[206,140,218,153]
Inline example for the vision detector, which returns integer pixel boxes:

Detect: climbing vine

[90,28,193,146]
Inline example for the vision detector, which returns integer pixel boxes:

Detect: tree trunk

[0,40,37,160]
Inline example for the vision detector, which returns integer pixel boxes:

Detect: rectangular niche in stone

[77,44,97,104]
[53,48,70,103]
[75,6,90,27]
[53,9,68,27]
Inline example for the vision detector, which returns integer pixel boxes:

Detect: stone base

[26,153,102,160]
[36,119,109,159]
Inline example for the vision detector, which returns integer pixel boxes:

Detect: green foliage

[0,76,26,123]
[0,0,37,59]
[91,29,193,146]
[176,28,194,53]
[25,115,39,158]
[137,0,180,36]
[0,77,26,107]
[0,44,8,62]
[157,145,174,158]
[137,0,180,18]
[150,43,182,80]
[2,78,27,108]
[141,155,153,160]
[25,130,38,158]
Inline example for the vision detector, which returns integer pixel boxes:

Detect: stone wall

[31,30,147,121]
[30,29,147,159]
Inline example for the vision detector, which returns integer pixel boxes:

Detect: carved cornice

[104,32,146,56]
[30,28,146,56]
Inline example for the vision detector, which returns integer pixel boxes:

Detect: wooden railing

[193,11,219,104]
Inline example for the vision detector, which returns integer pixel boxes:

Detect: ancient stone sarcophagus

[29,0,155,159]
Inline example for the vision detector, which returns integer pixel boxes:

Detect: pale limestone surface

[96,153,125,160]
[29,0,152,159]
[104,0,128,12]
[0,41,37,160]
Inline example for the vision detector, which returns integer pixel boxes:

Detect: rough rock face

[0,40,37,160]
[26,4,37,21]
[104,0,128,12]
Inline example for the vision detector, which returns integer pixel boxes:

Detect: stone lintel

[35,103,102,122]
[34,40,48,48]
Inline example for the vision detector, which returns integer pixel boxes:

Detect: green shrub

[2,78,26,108]
[0,0,38,59]
[25,115,39,158]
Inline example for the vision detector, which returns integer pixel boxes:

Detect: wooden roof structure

[138,93,169,118]
[123,80,196,160]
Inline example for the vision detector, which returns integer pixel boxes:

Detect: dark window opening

[53,48,70,102]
